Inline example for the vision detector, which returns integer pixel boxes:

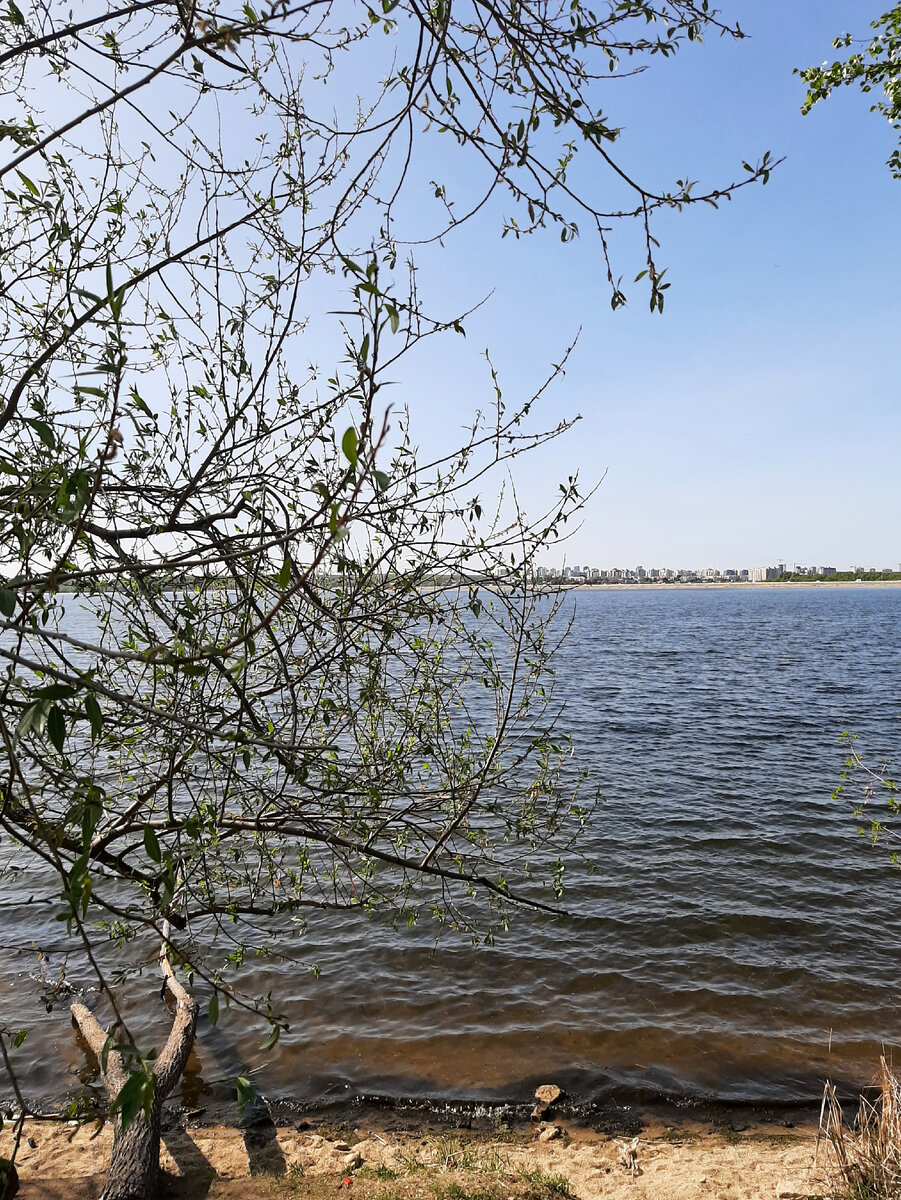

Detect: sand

[0,1115,828,1200]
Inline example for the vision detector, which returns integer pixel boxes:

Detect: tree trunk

[101,1096,164,1200]
[71,933,198,1200]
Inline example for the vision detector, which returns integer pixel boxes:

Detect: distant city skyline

[540,560,900,574]
[536,562,901,583]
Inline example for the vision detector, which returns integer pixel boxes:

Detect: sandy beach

[0,1113,827,1200]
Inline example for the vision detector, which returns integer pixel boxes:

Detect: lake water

[3,585,901,1118]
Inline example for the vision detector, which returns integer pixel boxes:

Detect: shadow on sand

[159,1127,217,1199]
[242,1097,288,1177]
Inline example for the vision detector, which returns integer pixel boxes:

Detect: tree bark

[71,934,198,1200]
[100,1097,165,1200]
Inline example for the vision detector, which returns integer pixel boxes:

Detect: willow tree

[0,2,772,1197]
[799,5,901,179]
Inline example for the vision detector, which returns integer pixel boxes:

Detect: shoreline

[0,1108,825,1199]
[569,579,901,591]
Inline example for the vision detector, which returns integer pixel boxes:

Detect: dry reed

[819,1058,901,1199]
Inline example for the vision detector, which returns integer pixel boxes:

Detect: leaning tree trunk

[71,934,198,1200]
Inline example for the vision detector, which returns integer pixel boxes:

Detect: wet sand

[1,1113,825,1199]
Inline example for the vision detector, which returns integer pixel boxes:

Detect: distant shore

[570,579,901,592]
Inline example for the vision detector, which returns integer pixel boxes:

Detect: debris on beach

[532,1084,562,1123]
[616,1135,641,1176]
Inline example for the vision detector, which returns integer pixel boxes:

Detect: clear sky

[25,2,895,572]
[382,1,901,572]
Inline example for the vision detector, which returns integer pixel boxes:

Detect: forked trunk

[71,934,198,1200]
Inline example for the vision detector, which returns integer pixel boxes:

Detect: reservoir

[2,585,900,1117]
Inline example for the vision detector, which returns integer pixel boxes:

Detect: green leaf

[73,288,102,306]
[180,661,209,678]
[0,121,34,149]
[111,1070,154,1132]
[6,1,24,24]
[0,589,15,618]
[130,388,154,420]
[159,864,175,911]
[374,470,389,493]
[84,692,103,742]
[143,824,162,863]
[16,169,38,196]
[15,700,45,742]
[260,1023,280,1051]
[12,1029,26,1048]
[235,1075,256,1111]
[35,683,77,700]
[341,426,358,467]
[277,552,292,590]
[47,705,65,753]
[24,418,55,450]
[81,793,103,845]
[208,993,219,1026]
[110,279,125,319]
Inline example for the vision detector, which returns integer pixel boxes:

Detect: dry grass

[819,1058,901,1199]
[273,1169,574,1200]
[394,1135,509,1176]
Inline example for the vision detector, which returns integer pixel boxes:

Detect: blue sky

[384,1,901,571]
[26,2,896,572]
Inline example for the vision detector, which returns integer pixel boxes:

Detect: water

[3,585,901,1116]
